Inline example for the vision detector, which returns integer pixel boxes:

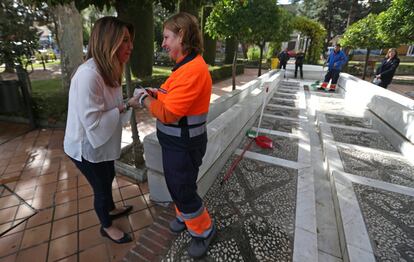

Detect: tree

[206,0,250,90]
[0,0,43,73]
[81,5,115,45]
[244,0,285,76]
[341,14,394,79]
[178,0,202,17]
[51,2,84,92]
[201,5,216,65]
[378,0,414,44]
[298,0,350,48]
[292,16,326,64]
[115,0,154,78]
[29,0,85,91]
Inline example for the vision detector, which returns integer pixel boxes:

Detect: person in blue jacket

[319,43,348,91]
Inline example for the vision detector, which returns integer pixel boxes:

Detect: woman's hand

[127,96,140,109]
[146,88,158,98]
[117,104,126,113]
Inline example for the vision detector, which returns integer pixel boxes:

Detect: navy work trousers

[161,142,207,214]
[324,69,340,85]
[71,157,116,228]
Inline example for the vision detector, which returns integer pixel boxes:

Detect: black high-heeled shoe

[109,205,133,220]
[100,227,132,244]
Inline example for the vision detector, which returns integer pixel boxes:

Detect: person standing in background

[318,43,348,92]
[64,17,139,244]
[295,50,305,79]
[374,48,400,89]
[133,12,215,259]
[278,48,289,70]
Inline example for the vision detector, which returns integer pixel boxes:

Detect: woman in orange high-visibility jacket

[133,12,215,259]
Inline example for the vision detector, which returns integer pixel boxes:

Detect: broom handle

[256,86,268,136]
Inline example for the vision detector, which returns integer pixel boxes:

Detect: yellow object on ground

[271,58,279,69]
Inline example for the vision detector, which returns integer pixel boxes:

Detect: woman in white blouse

[64,17,139,244]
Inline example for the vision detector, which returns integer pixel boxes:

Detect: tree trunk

[232,40,238,91]
[116,0,153,78]
[4,52,15,73]
[225,38,236,64]
[241,43,249,59]
[201,6,216,65]
[347,0,359,27]
[51,2,83,92]
[304,38,310,62]
[125,63,145,167]
[178,0,202,18]
[362,48,370,80]
[258,42,264,77]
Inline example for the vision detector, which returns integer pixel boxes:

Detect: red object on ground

[255,135,273,149]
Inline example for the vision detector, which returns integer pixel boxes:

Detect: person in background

[374,48,400,89]
[133,12,215,258]
[295,50,305,79]
[63,17,139,244]
[318,43,348,91]
[278,47,289,70]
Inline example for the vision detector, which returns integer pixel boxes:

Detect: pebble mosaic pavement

[330,127,397,152]
[322,110,414,261]
[353,183,414,261]
[161,82,303,261]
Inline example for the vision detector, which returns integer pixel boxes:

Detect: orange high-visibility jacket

[149,55,212,124]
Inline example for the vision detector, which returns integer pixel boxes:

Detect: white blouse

[64,58,124,163]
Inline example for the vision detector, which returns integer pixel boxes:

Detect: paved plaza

[0,69,413,261]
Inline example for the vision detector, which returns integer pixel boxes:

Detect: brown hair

[163,12,203,55]
[86,17,134,87]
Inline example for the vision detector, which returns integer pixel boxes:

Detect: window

[407,46,414,56]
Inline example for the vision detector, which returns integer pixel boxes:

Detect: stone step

[316,92,414,261]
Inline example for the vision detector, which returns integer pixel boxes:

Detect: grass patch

[31,79,61,95]
[6,64,244,125]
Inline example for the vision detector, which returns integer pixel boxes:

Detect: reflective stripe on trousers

[175,205,213,238]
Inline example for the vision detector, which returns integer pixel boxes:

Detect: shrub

[1,65,246,126]
[247,46,260,61]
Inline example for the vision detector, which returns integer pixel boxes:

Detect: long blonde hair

[86,17,134,87]
[386,48,398,59]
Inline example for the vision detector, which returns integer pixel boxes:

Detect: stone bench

[284,64,327,80]
[336,73,414,162]
[143,70,283,203]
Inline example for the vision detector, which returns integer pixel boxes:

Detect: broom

[221,85,273,185]
[247,85,273,149]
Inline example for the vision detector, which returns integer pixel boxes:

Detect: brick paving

[0,69,258,262]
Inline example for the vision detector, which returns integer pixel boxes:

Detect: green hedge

[1,64,245,125]
[134,64,244,88]
[344,62,414,76]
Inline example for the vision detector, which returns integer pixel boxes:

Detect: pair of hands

[127,87,158,109]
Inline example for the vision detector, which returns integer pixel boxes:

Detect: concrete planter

[115,143,147,182]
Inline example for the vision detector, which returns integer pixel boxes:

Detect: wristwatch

[124,101,131,111]
[139,94,148,107]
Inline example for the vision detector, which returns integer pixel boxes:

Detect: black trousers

[323,69,340,85]
[279,61,287,70]
[161,142,207,214]
[295,64,303,78]
[71,157,116,228]
[379,81,390,89]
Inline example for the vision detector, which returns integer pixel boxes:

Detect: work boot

[317,82,328,90]
[187,224,217,259]
[169,218,186,234]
